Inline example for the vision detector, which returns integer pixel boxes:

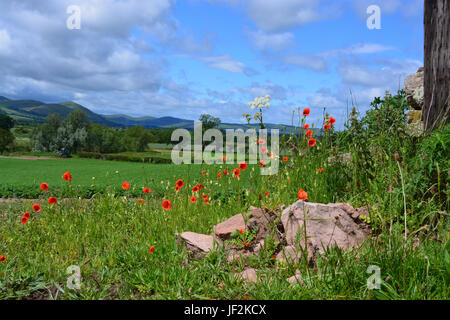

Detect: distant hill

[0,96,318,134]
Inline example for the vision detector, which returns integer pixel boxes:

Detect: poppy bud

[258,193,262,201]
[394,152,400,161]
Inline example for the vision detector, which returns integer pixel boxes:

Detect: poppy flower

[40,183,49,191]
[197,184,205,190]
[62,172,72,181]
[122,181,130,190]
[223,169,229,176]
[328,117,336,125]
[283,156,288,162]
[305,129,313,138]
[297,189,308,201]
[203,197,209,204]
[192,185,199,192]
[257,139,266,145]
[222,155,227,162]
[233,168,240,178]
[190,196,197,203]
[317,168,324,173]
[239,229,244,234]
[137,198,146,204]
[303,108,310,116]
[176,179,184,188]
[260,146,267,154]
[217,173,222,178]
[149,246,155,255]
[175,185,180,191]
[324,123,331,131]
[202,194,208,199]
[48,197,57,205]
[162,200,172,210]
[303,124,310,130]
[32,203,41,213]
[239,161,248,170]
[143,187,151,194]
[23,212,30,219]
[21,216,28,224]
[265,191,269,196]
[259,160,265,167]
[201,170,207,175]
[308,138,316,147]
[0,255,5,263]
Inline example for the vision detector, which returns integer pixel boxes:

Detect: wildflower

[308,138,316,147]
[149,246,155,255]
[324,123,331,131]
[233,168,240,178]
[239,161,248,170]
[203,197,209,204]
[0,255,5,263]
[176,179,184,188]
[239,229,244,234]
[197,184,205,190]
[223,169,229,176]
[217,173,222,178]
[259,160,265,167]
[265,191,269,196]
[190,196,197,203]
[137,198,146,204]
[257,139,266,145]
[260,146,267,154]
[317,168,324,173]
[23,212,30,219]
[303,124,309,130]
[328,117,336,125]
[40,183,49,191]
[143,187,151,194]
[201,170,207,175]
[122,181,130,190]
[297,189,308,201]
[21,216,28,224]
[202,194,208,199]
[283,156,288,162]
[175,185,180,192]
[62,171,72,181]
[305,129,313,138]
[192,185,199,192]
[222,155,226,162]
[48,197,57,205]
[303,108,310,116]
[32,203,41,213]
[162,200,172,210]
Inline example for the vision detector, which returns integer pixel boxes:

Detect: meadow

[0,92,449,300]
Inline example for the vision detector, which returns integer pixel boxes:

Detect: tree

[199,114,221,131]
[0,129,14,153]
[424,0,450,130]
[0,114,14,131]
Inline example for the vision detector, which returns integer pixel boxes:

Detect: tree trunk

[424,0,450,130]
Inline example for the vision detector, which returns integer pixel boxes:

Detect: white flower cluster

[248,95,271,110]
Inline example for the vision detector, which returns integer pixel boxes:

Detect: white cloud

[0,29,11,54]
[246,29,294,51]
[284,54,328,72]
[199,55,247,73]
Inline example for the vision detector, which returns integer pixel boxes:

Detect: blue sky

[0,0,423,127]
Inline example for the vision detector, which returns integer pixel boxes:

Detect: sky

[0,0,423,127]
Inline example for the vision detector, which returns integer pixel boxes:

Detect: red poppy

[303,124,310,130]
[40,183,49,191]
[143,187,151,194]
[162,200,172,210]
[297,189,308,201]
[201,170,207,175]
[239,229,244,234]
[175,185,180,191]
[328,117,336,125]
[317,168,324,173]
[203,197,209,204]
[197,184,205,190]
[324,123,331,131]
[190,196,197,203]
[222,155,226,162]
[122,181,130,190]
[223,169,229,175]
[259,160,265,167]
[149,246,155,255]
[239,161,248,170]
[32,203,41,213]
[305,129,313,138]
[23,212,30,219]
[137,198,146,204]
[217,173,222,178]
[192,185,199,192]
[308,138,316,147]
[260,146,268,154]
[0,255,5,263]
[202,194,208,199]
[265,191,269,196]
[303,108,310,116]
[283,156,288,162]
[257,139,266,145]
[233,168,240,178]
[62,172,72,181]
[176,179,184,188]
[21,216,28,224]
[48,197,57,205]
